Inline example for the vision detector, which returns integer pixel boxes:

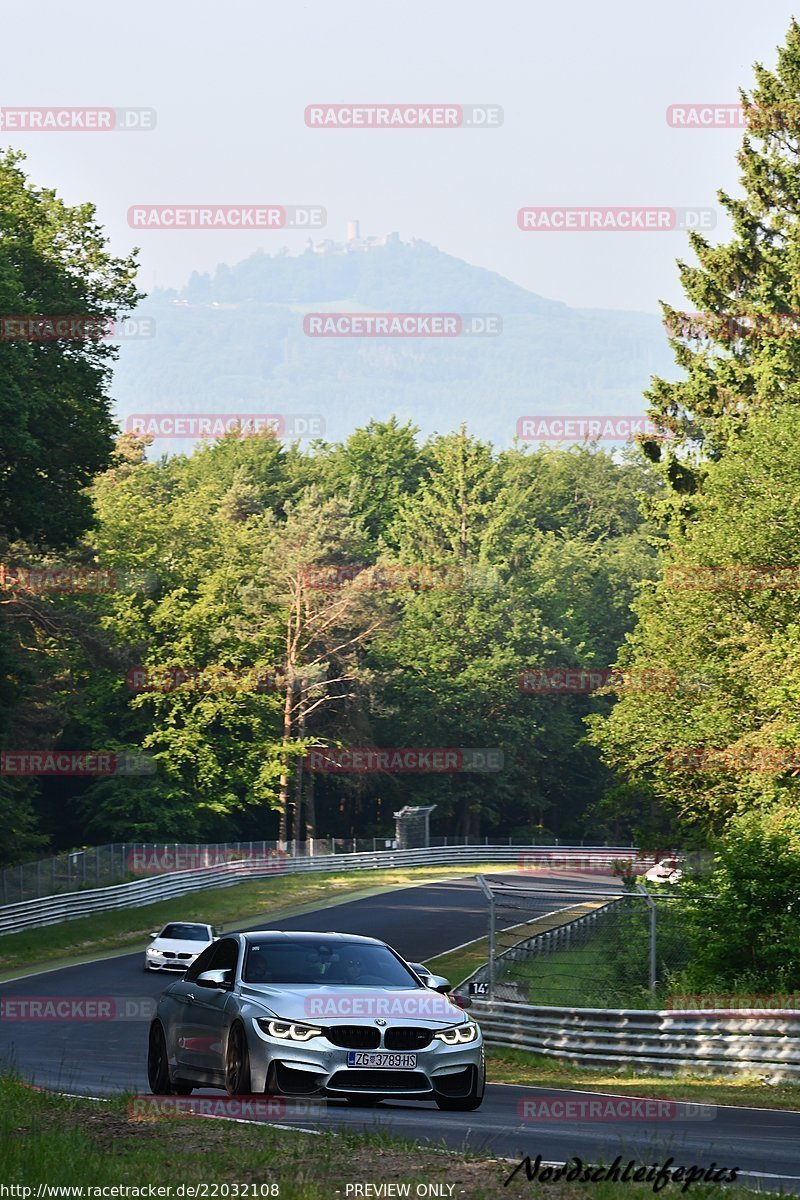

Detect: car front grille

[383,1027,433,1050]
[325,1026,381,1050]
[328,1070,431,1093]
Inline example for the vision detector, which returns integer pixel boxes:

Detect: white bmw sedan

[144,922,217,972]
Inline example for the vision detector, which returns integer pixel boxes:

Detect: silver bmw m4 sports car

[147,930,485,1110]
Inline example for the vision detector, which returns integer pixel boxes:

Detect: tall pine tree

[645,20,800,487]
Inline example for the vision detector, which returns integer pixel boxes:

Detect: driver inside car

[247,953,272,983]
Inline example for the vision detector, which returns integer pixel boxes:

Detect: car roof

[241,931,384,946]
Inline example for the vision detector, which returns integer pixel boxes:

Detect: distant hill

[110,236,678,448]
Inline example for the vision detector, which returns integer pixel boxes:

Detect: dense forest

[0,396,665,857]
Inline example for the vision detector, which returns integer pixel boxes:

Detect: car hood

[237,985,468,1026]
[151,938,209,953]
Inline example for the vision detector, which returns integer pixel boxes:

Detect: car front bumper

[145,953,198,971]
[247,1022,484,1098]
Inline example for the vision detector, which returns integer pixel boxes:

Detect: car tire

[173,1081,194,1095]
[147,1021,172,1094]
[225,1022,252,1096]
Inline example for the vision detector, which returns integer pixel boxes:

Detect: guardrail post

[636,883,657,993]
[476,874,495,1002]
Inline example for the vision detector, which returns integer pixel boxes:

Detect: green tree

[0,150,141,546]
[318,418,427,544]
[677,805,800,990]
[645,21,800,482]
[0,151,140,854]
[589,406,800,836]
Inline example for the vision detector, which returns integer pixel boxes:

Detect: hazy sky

[1,0,796,312]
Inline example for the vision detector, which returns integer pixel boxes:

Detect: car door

[172,940,230,1074]
[182,937,241,1076]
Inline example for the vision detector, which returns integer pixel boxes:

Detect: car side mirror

[428,975,451,993]
[149,932,159,939]
[196,969,230,989]
[212,926,223,936]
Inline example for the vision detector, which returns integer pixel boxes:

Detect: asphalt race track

[1,871,799,1192]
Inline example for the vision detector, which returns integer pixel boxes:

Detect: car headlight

[434,1022,478,1045]
[146,948,159,956]
[256,1019,323,1042]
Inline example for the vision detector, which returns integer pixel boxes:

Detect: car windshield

[243,940,422,987]
[159,923,209,941]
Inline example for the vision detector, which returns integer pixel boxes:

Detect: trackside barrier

[460,898,621,1001]
[0,846,638,937]
[469,999,800,1079]
[0,837,631,907]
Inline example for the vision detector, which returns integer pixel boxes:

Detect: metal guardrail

[0,846,639,937]
[0,837,634,905]
[469,999,800,1079]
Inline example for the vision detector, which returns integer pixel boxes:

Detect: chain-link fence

[468,877,691,1009]
[0,836,635,905]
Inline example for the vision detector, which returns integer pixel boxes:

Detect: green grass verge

[0,1076,764,1198]
[0,864,515,979]
[486,1047,800,1111]
[424,937,488,986]
[500,939,663,1008]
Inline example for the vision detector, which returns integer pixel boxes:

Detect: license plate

[346,1052,417,1069]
